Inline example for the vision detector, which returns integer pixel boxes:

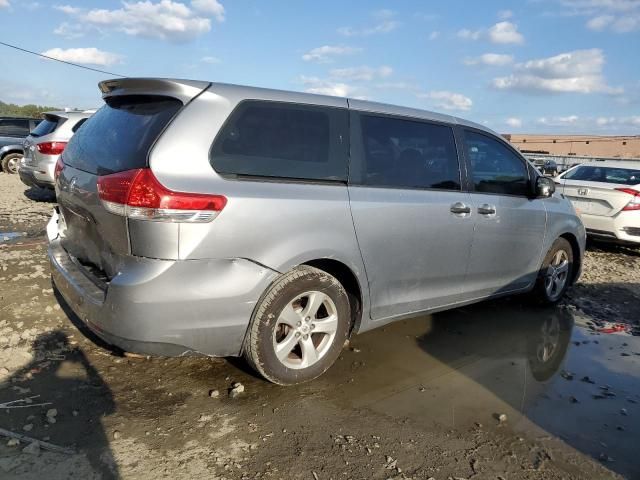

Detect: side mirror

[535,176,556,198]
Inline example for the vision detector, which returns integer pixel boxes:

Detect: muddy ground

[1,173,638,480]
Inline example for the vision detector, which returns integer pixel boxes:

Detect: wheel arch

[302,258,363,336]
[559,232,582,285]
[0,146,24,159]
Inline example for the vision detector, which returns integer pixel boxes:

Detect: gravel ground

[0,173,638,479]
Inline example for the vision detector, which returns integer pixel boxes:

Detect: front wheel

[243,266,351,385]
[531,238,574,304]
[2,153,23,174]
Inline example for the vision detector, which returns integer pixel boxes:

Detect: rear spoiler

[98,78,212,104]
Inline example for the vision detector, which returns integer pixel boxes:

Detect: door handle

[478,204,496,215]
[450,202,471,215]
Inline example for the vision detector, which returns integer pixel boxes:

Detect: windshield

[563,165,640,186]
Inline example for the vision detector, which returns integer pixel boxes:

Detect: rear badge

[577,188,589,196]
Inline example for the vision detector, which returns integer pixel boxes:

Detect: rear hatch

[561,165,640,217]
[56,78,210,279]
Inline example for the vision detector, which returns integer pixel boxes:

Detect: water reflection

[320,299,639,478]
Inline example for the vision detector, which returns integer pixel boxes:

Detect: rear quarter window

[210,101,349,182]
[63,96,182,175]
[0,119,30,137]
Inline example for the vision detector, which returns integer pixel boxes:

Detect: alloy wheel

[272,291,339,370]
[544,250,569,301]
[6,155,21,174]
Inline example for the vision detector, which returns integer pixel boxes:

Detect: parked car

[556,162,640,246]
[18,110,93,189]
[0,116,41,173]
[542,159,559,176]
[48,78,585,385]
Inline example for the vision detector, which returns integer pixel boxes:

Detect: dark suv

[0,117,41,173]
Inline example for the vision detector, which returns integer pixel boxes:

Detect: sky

[0,0,639,135]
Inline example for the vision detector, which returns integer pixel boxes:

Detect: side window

[353,114,461,190]
[72,118,88,133]
[464,130,530,196]
[211,101,349,182]
[0,119,30,137]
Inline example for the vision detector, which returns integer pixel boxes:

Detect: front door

[348,112,475,321]
[460,129,547,299]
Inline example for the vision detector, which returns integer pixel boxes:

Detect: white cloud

[464,53,514,66]
[339,9,399,36]
[429,31,440,40]
[55,0,224,42]
[595,116,640,128]
[376,81,420,92]
[557,0,640,32]
[190,0,224,21]
[539,114,640,131]
[586,14,615,29]
[537,115,580,126]
[492,49,622,94]
[329,65,392,82]
[458,21,524,44]
[0,0,10,8]
[498,9,514,19]
[53,22,85,39]
[418,90,473,111]
[301,45,362,63]
[201,55,220,64]
[457,28,483,40]
[299,76,361,98]
[54,4,81,14]
[488,21,524,44]
[41,47,123,66]
[506,117,522,128]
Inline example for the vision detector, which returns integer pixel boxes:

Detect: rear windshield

[29,118,59,138]
[63,95,182,175]
[210,100,349,182]
[564,165,640,186]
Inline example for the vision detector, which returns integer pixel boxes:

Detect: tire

[2,152,23,174]
[531,237,574,305]
[243,265,351,385]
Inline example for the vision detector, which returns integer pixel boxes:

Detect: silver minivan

[48,78,585,384]
[19,110,93,189]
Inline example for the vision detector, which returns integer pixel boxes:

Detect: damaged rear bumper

[48,238,279,357]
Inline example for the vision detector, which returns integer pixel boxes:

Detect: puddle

[317,300,640,479]
[0,231,27,243]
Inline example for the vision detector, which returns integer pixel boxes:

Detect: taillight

[36,141,68,155]
[54,157,64,181]
[615,188,640,211]
[97,168,227,223]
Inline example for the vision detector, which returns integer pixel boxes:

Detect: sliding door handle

[450,202,471,215]
[478,204,496,215]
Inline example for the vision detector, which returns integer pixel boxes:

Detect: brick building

[503,134,640,159]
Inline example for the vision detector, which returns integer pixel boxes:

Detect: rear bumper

[18,165,55,189]
[581,211,640,245]
[48,238,279,357]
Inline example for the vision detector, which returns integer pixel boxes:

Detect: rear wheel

[2,153,22,174]
[243,266,351,385]
[531,238,574,304]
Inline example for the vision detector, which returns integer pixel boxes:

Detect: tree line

[0,100,61,118]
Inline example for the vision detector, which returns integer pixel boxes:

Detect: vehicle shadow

[0,330,119,479]
[23,187,56,203]
[587,238,640,257]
